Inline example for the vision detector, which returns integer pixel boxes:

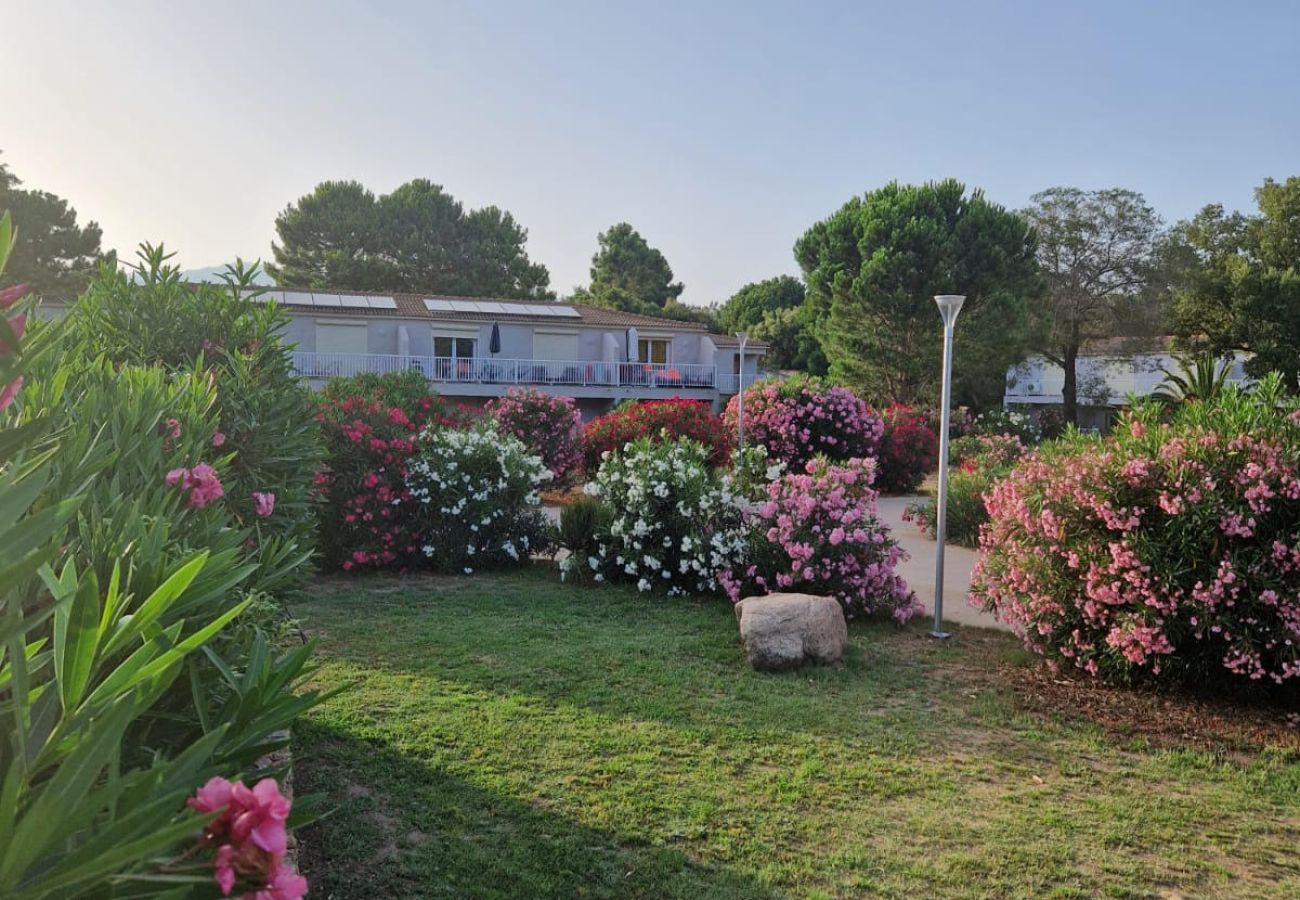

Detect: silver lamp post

[931,294,965,640]
[735,331,749,451]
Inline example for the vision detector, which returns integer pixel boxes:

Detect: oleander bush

[973,378,1300,689]
[584,436,747,596]
[971,407,1041,444]
[875,403,939,494]
[582,398,729,471]
[905,432,1026,547]
[314,372,442,571]
[723,374,882,470]
[721,456,919,621]
[405,422,551,573]
[0,221,323,898]
[488,387,583,481]
[69,247,322,570]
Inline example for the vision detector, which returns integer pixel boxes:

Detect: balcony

[291,352,736,393]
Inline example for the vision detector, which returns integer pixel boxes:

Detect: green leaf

[53,567,101,713]
[101,553,208,658]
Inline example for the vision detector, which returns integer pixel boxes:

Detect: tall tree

[795,179,1043,407]
[751,304,828,373]
[1022,187,1163,424]
[268,179,553,299]
[1169,176,1300,390]
[717,275,805,333]
[0,155,108,299]
[579,222,683,312]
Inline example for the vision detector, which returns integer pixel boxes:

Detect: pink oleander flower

[163,418,182,440]
[0,375,23,412]
[166,463,225,508]
[187,776,302,899]
[0,283,28,309]
[252,491,276,518]
[213,431,227,447]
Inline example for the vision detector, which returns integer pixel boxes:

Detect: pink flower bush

[252,491,276,518]
[188,776,306,899]
[166,462,225,508]
[972,384,1300,687]
[487,387,582,480]
[723,375,882,470]
[721,456,919,621]
[0,281,27,411]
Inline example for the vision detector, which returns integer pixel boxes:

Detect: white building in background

[1004,338,1252,431]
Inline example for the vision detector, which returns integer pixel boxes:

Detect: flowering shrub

[971,407,1041,444]
[905,433,1026,547]
[315,373,446,570]
[188,776,306,899]
[583,398,729,470]
[973,378,1300,687]
[488,387,583,481]
[722,457,919,621]
[875,403,939,494]
[584,436,747,595]
[406,423,551,573]
[723,375,882,470]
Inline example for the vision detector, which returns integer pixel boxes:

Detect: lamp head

[934,294,966,327]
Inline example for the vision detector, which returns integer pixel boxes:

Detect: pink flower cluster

[187,776,306,899]
[721,456,920,622]
[487,387,582,479]
[166,462,225,508]
[972,406,1300,686]
[722,375,883,469]
[0,282,28,411]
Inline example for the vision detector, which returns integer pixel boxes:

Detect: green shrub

[0,224,329,896]
[905,433,1026,547]
[555,495,613,582]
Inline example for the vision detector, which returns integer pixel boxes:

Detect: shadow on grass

[297,567,1020,749]
[294,721,781,900]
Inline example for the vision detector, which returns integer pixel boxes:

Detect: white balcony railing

[292,352,730,391]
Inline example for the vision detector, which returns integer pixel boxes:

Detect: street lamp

[931,294,965,640]
[735,331,749,451]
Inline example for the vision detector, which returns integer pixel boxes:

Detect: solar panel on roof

[448,300,480,313]
[311,294,341,307]
[523,304,554,316]
[367,296,397,309]
[475,301,507,314]
[551,306,581,317]
[337,296,369,309]
[281,291,314,306]
[424,299,455,313]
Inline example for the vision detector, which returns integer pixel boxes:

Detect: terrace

[291,351,762,396]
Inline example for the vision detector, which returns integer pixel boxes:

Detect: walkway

[875,495,1010,632]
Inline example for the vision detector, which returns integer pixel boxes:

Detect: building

[1004,337,1251,430]
[259,288,765,417]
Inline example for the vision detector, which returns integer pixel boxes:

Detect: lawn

[291,567,1300,899]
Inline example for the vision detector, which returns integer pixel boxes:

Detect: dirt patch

[1007,662,1300,754]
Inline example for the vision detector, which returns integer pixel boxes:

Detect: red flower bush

[875,404,939,494]
[973,380,1300,689]
[583,398,729,471]
[487,387,583,480]
[722,375,882,471]
[315,372,458,571]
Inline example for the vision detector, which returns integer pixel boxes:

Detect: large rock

[734,593,848,671]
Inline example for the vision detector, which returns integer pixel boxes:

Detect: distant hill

[181,265,275,285]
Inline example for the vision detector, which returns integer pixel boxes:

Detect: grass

[291,567,1300,899]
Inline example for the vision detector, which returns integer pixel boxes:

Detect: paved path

[876,495,1010,632]
[542,497,1011,633]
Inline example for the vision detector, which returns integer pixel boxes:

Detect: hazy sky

[3,1,1297,304]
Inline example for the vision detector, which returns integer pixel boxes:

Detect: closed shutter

[316,322,368,354]
[533,332,579,361]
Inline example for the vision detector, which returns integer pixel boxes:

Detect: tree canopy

[795,179,1043,407]
[1022,187,1164,423]
[717,275,805,334]
[1169,176,1300,390]
[574,222,684,313]
[268,178,552,299]
[0,156,108,299]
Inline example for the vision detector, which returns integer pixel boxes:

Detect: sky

[3,1,1298,305]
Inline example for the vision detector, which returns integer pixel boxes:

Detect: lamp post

[931,294,965,640]
[735,331,749,451]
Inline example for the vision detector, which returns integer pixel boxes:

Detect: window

[316,322,368,354]
[533,332,579,360]
[434,336,476,359]
[638,338,670,364]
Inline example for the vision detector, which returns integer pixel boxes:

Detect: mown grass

[292,567,1300,899]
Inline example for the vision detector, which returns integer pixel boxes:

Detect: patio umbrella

[489,322,501,354]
